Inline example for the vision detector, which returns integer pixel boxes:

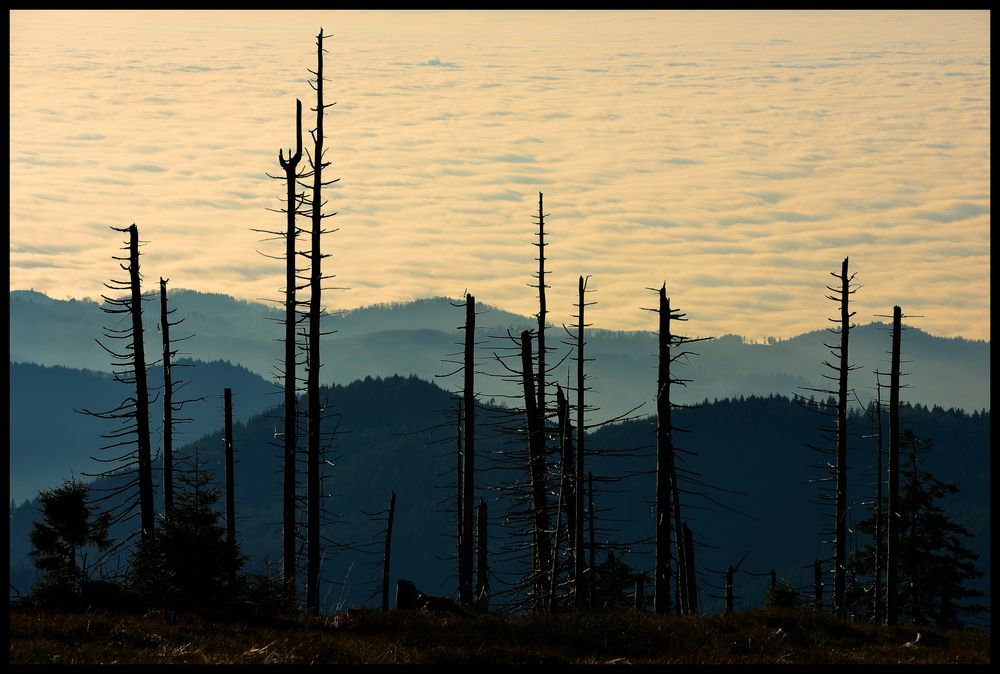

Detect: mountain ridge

[10,289,990,416]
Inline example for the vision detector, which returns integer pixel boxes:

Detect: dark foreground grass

[8,605,991,665]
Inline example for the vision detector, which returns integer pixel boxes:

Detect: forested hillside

[10,375,988,618]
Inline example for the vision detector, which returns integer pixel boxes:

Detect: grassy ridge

[8,606,990,664]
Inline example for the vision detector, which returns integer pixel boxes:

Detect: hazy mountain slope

[8,359,278,504]
[10,290,989,416]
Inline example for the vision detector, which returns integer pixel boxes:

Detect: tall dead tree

[872,373,884,624]
[80,224,156,545]
[279,98,304,592]
[683,521,698,613]
[829,257,858,618]
[154,277,199,526]
[303,27,337,615]
[459,293,476,605]
[127,225,155,540]
[886,305,902,626]
[520,329,552,610]
[796,258,860,618]
[568,275,595,608]
[645,282,710,614]
[653,284,675,614]
[455,398,464,595]
[159,278,174,518]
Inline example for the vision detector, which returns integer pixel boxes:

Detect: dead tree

[886,305,902,626]
[830,258,858,618]
[302,27,338,615]
[460,294,476,605]
[455,398,464,596]
[717,549,749,616]
[382,490,396,612]
[520,329,552,610]
[872,373,884,624]
[127,225,155,540]
[80,224,156,544]
[653,284,676,614]
[154,278,201,526]
[224,387,236,586]
[644,283,711,614]
[795,257,860,619]
[562,275,596,608]
[683,521,698,613]
[279,98,304,592]
[159,278,175,518]
[252,92,310,595]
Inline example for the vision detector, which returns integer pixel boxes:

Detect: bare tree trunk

[159,278,174,519]
[306,28,330,616]
[455,398,463,598]
[683,521,697,613]
[521,330,551,611]
[654,284,672,614]
[886,305,902,626]
[279,98,303,592]
[382,490,395,612]
[574,275,587,609]
[224,387,236,586]
[873,378,883,624]
[833,257,853,618]
[460,294,476,605]
[634,574,645,612]
[126,224,154,540]
[476,497,489,611]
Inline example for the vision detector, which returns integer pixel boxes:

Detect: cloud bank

[9,10,990,341]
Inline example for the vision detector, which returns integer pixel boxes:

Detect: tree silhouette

[795,257,861,618]
[79,224,157,549]
[886,305,903,626]
[157,277,200,521]
[29,478,112,600]
[302,27,339,616]
[646,283,710,614]
[460,294,477,605]
[278,98,305,592]
[129,451,244,612]
[254,92,312,600]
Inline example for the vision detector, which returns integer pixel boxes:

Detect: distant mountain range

[9,290,991,417]
[9,375,989,617]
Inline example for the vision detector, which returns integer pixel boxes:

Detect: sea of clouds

[9,10,990,341]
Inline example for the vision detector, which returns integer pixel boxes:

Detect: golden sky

[9,10,991,340]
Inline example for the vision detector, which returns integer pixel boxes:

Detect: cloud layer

[9,10,991,341]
